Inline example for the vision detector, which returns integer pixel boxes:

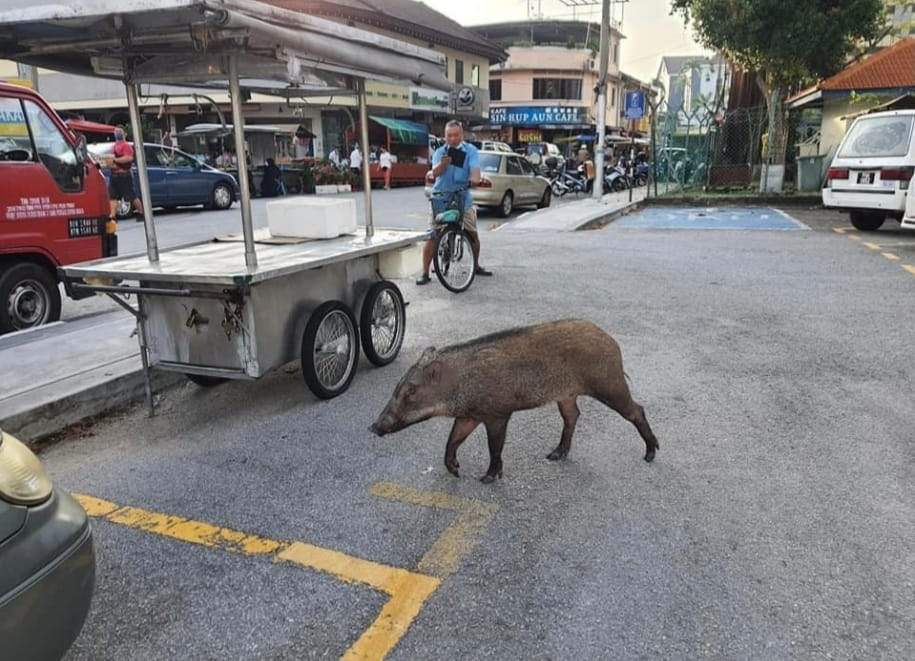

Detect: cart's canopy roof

[0,0,451,94]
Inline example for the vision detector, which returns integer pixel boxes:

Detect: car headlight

[0,429,53,505]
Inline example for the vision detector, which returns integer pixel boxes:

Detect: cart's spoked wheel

[302,301,359,399]
[360,281,405,366]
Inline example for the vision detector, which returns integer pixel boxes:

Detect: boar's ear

[422,360,443,385]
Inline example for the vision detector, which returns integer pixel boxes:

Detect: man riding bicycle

[416,120,493,285]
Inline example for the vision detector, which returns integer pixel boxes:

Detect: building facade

[471,20,653,150]
[655,54,730,130]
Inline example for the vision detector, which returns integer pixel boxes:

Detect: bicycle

[430,187,477,293]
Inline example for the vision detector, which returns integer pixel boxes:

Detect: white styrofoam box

[378,244,423,279]
[267,197,357,239]
[314,185,337,195]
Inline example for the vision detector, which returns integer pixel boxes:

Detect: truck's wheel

[849,210,885,232]
[0,262,62,333]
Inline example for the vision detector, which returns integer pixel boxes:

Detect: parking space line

[277,543,439,660]
[848,235,862,241]
[882,252,901,261]
[863,242,881,250]
[75,494,440,660]
[903,265,915,276]
[832,227,846,234]
[370,482,498,578]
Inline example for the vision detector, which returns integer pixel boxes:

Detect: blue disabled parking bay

[615,207,810,231]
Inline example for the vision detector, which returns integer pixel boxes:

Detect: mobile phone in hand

[446,147,466,168]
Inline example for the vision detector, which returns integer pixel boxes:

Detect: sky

[421,0,710,82]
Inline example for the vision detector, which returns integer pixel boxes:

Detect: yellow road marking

[75,494,440,660]
[832,227,846,234]
[882,252,901,261]
[863,242,881,250]
[848,235,862,241]
[903,265,915,276]
[370,482,498,578]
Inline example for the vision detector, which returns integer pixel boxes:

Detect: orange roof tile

[821,38,915,91]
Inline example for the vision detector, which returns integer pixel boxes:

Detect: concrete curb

[1,367,184,444]
[575,200,645,231]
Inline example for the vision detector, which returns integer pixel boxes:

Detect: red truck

[0,81,116,334]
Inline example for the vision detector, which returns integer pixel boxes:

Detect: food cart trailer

[0,0,451,411]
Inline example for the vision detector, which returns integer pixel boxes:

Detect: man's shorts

[429,205,477,233]
[108,172,135,200]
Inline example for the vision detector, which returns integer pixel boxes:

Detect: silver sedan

[424,150,552,217]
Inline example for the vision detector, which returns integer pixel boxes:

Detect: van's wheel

[185,374,229,387]
[360,281,405,366]
[0,262,61,334]
[498,191,514,217]
[302,301,359,399]
[537,187,552,209]
[849,210,885,232]
[210,183,234,210]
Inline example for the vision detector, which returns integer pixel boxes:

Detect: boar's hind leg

[597,390,660,463]
[445,418,479,478]
[481,417,510,484]
[547,398,579,461]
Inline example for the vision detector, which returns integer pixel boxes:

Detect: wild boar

[369,320,659,483]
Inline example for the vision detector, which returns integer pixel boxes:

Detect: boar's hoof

[546,448,568,461]
[445,461,460,478]
[644,448,656,463]
[479,470,502,484]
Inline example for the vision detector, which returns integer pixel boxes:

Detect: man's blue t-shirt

[431,142,479,210]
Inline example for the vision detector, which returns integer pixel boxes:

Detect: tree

[671,0,886,192]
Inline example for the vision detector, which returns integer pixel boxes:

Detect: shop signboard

[489,105,586,126]
[410,87,450,112]
[517,128,543,143]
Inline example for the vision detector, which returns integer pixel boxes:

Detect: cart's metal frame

[0,0,447,413]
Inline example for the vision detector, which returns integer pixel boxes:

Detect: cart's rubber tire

[302,300,359,399]
[433,227,476,294]
[0,262,61,334]
[185,374,229,387]
[849,210,885,232]
[537,186,552,209]
[498,191,513,217]
[360,281,406,366]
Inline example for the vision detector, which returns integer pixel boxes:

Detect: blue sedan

[89,142,240,218]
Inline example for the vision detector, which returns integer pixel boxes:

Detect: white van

[822,109,915,231]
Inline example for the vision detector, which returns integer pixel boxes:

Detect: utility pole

[592,0,610,200]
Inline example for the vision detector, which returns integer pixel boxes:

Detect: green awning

[370,116,429,145]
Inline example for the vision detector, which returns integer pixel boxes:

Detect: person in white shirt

[379,146,393,190]
[349,145,362,176]
[328,146,341,167]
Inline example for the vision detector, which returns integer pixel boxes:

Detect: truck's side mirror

[75,134,88,164]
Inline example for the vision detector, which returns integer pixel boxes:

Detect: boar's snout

[369,421,385,437]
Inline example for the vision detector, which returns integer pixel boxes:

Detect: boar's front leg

[481,417,510,484]
[445,418,480,478]
[547,398,579,461]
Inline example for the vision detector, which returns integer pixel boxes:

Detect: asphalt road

[59,185,569,322]
[40,204,915,660]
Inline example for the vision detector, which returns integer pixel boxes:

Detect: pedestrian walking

[108,126,144,222]
[379,146,393,190]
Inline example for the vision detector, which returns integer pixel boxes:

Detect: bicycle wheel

[433,226,476,293]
